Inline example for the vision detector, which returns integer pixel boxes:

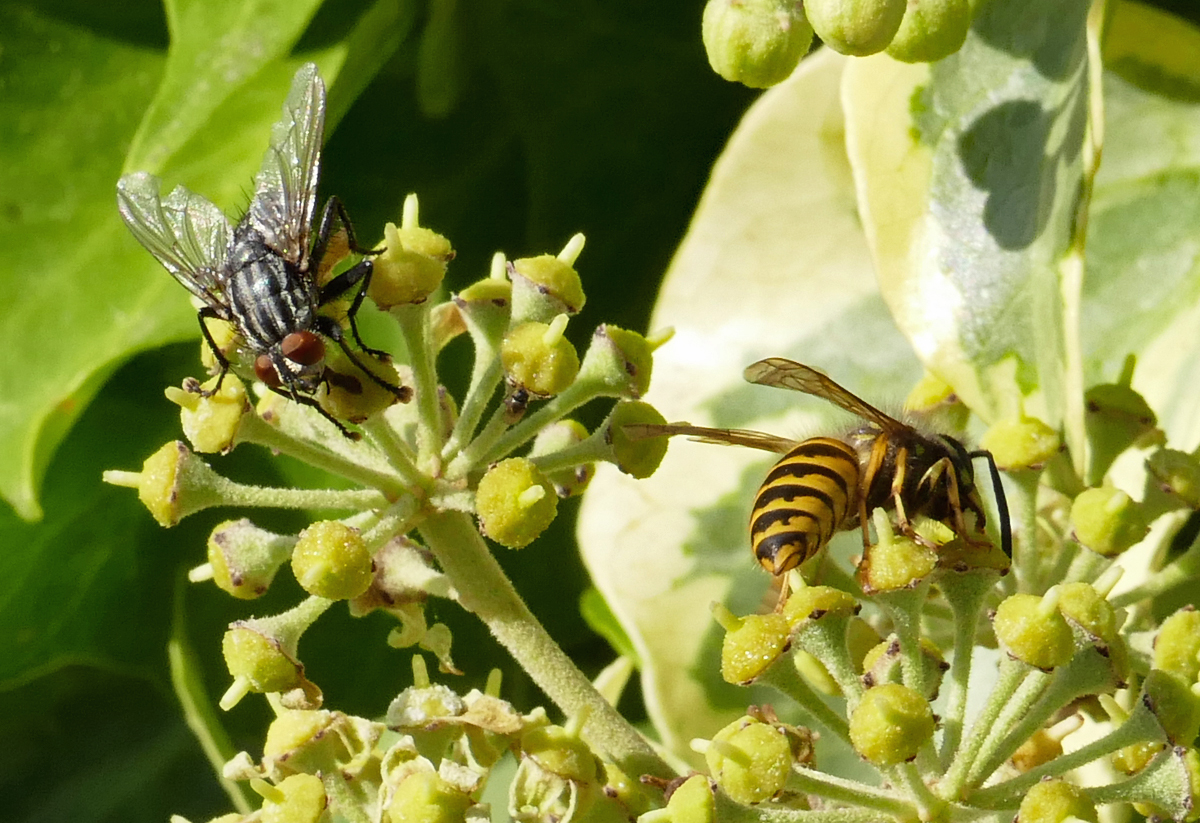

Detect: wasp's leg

[889,447,942,550]
[195,306,234,397]
[315,315,413,403]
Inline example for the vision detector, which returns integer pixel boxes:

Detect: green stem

[442,357,504,463]
[446,403,512,479]
[872,580,933,697]
[416,509,671,780]
[755,653,851,746]
[477,378,601,466]
[962,667,1052,788]
[392,302,446,461]
[1006,469,1041,592]
[168,577,252,814]
[1111,510,1199,608]
[938,656,1028,800]
[937,570,998,768]
[785,768,912,818]
[239,413,408,497]
[712,794,895,823]
[214,477,389,512]
[359,415,425,490]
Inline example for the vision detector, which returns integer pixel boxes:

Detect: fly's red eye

[255,354,283,387]
[282,331,325,365]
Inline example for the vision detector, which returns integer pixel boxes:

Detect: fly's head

[254,330,327,394]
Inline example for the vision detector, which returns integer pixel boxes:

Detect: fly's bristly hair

[634,358,1011,589]
[117,63,409,439]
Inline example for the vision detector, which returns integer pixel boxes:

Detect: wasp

[117,63,410,438]
[634,358,1011,585]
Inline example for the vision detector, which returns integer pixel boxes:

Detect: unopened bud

[500,317,580,397]
[885,0,971,63]
[704,716,792,804]
[1154,608,1200,683]
[805,0,906,55]
[510,246,586,323]
[167,375,249,454]
[1071,486,1149,557]
[980,417,1062,471]
[1016,778,1098,823]
[369,196,453,308]
[102,441,226,527]
[993,592,1074,670]
[207,519,295,600]
[476,458,558,548]
[608,401,670,478]
[292,521,373,600]
[702,0,814,89]
[719,609,791,684]
[577,325,655,400]
[1147,449,1200,508]
[849,683,934,766]
[260,774,327,823]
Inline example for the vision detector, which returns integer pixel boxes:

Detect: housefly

[117,63,410,438]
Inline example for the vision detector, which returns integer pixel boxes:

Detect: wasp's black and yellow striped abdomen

[750,437,859,575]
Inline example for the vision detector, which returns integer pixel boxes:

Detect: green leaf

[843,0,1093,436]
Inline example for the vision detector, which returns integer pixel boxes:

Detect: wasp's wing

[117,172,232,310]
[248,62,325,263]
[625,422,796,454]
[744,357,906,433]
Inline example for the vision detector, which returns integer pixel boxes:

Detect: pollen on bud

[476,458,559,548]
[849,683,935,766]
[166,375,250,454]
[857,515,938,593]
[805,0,907,56]
[885,0,971,63]
[607,401,669,478]
[208,519,296,600]
[222,626,307,698]
[701,0,814,89]
[318,352,408,423]
[259,773,327,823]
[720,610,791,684]
[510,252,586,322]
[980,417,1062,471]
[500,318,581,397]
[704,716,792,804]
[1071,486,1149,557]
[782,585,859,627]
[993,593,1074,670]
[292,521,373,601]
[369,208,453,309]
[1016,778,1098,823]
[102,441,225,527]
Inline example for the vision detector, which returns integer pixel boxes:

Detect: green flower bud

[1016,778,1098,823]
[885,0,971,63]
[1113,740,1165,775]
[849,683,934,766]
[1071,486,1149,557]
[607,401,669,478]
[102,441,225,527]
[1148,449,1200,508]
[904,372,969,432]
[500,317,580,397]
[454,274,512,346]
[980,417,1062,471]
[861,636,946,698]
[476,458,559,548]
[1085,361,1162,483]
[993,592,1074,670]
[207,519,295,600]
[719,610,791,684]
[510,244,586,323]
[530,420,594,497]
[166,374,249,454]
[222,626,307,696]
[1155,608,1200,683]
[701,0,814,89]
[805,0,906,55]
[292,520,374,600]
[665,774,714,823]
[782,585,859,626]
[1057,581,1129,683]
[264,710,349,771]
[858,531,937,593]
[387,683,466,730]
[521,724,599,784]
[260,774,327,823]
[318,350,409,423]
[369,198,453,308]
[705,717,792,804]
[386,770,473,823]
[1142,670,1200,745]
[577,325,655,400]
[220,597,330,709]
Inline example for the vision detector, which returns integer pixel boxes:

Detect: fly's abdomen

[749,437,859,575]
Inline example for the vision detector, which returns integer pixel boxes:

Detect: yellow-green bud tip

[705,717,792,804]
[608,401,669,478]
[848,683,934,766]
[993,593,1074,670]
[291,520,373,600]
[980,416,1062,470]
[476,458,559,548]
[1070,486,1149,557]
[720,612,790,684]
[702,0,814,88]
[806,0,906,56]
[500,321,581,397]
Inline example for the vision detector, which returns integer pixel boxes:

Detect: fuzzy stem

[1006,469,1042,591]
[939,656,1029,800]
[962,667,1053,788]
[476,378,601,466]
[214,478,388,512]
[784,768,912,818]
[416,509,671,780]
[442,358,504,463]
[239,413,409,497]
[359,415,425,489]
[392,302,446,462]
[755,654,851,746]
[937,570,998,768]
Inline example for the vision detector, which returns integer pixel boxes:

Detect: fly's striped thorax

[749,436,860,575]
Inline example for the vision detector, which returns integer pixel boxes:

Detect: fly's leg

[313,196,392,362]
[266,383,360,441]
[193,307,233,397]
[315,315,413,403]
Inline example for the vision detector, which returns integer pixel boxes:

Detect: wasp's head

[254,331,327,394]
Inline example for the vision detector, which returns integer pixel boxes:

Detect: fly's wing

[117,172,232,311]
[744,357,907,434]
[625,422,796,454]
[248,62,325,264]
